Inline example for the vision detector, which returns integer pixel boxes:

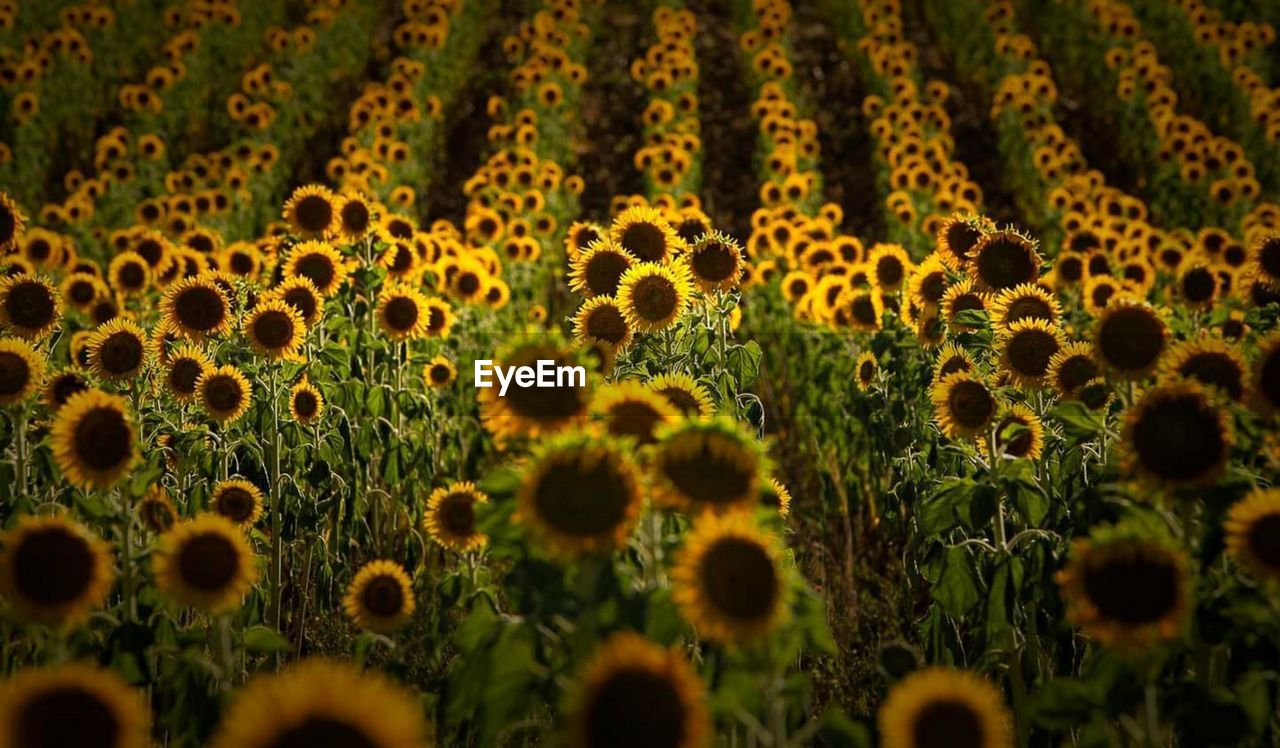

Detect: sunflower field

[1,0,1279,745]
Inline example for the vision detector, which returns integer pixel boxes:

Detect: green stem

[268,365,284,637]
[119,489,136,621]
[1144,679,1162,747]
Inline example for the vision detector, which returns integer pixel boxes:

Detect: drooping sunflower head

[208,659,430,748]
[424,481,489,553]
[968,229,1041,292]
[673,511,787,645]
[0,190,27,253]
[163,343,211,402]
[50,389,137,490]
[869,242,912,293]
[210,478,264,528]
[289,377,324,425]
[931,371,998,440]
[590,381,680,447]
[0,336,45,406]
[0,664,149,748]
[516,432,644,559]
[566,631,709,748]
[283,240,347,296]
[685,231,744,293]
[283,184,340,238]
[1057,520,1189,650]
[0,515,113,627]
[648,371,715,417]
[856,350,879,391]
[651,417,763,514]
[759,475,793,517]
[1159,336,1248,402]
[997,317,1063,389]
[1123,380,1232,488]
[479,338,592,443]
[878,667,1012,748]
[160,276,231,341]
[617,262,692,334]
[1092,297,1168,379]
[569,240,635,298]
[343,559,415,635]
[990,282,1061,329]
[423,355,457,389]
[244,297,306,360]
[1251,331,1280,416]
[611,205,683,264]
[138,485,179,534]
[574,296,633,350]
[1224,488,1280,583]
[197,364,252,425]
[935,212,992,272]
[153,513,257,613]
[0,273,61,340]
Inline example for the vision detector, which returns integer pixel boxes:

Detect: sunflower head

[617,262,692,334]
[648,372,714,417]
[968,228,1041,292]
[650,417,764,514]
[1046,341,1100,400]
[289,377,324,425]
[570,240,635,298]
[139,486,179,534]
[516,432,644,559]
[878,667,1012,748]
[424,481,489,553]
[1224,488,1280,583]
[935,212,992,272]
[284,184,339,238]
[1251,332,1280,416]
[336,191,375,243]
[990,282,1060,329]
[567,632,709,748]
[869,242,912,293]
[1093,297,1168,379]
[197,364,252,425]
[0,190,27,253]
[1122,380,1232,488]
[244,297,305,359]
[479,338,591,442]
[284,240,347,296]
[50,389,137,490]
[997,317,1063,389]
[375,283,430,341]
[685,231,744,293]
[574,296,633,350]
[44,367,89,410]
[941,278,989,330]
[211,478,264,528]
[590,381,680,447]
[163,343,211,402]
[153,513,258,613]
[673,511,787,645]
[1159,336,1248,402]
[0,664,149,748]
[0,336,45,406]
[423,356,457,389]
[161,276,231,341]
[931,371,998,440]
[611,205,684,264]
[983,403,1045,461]
[908,254,949,310]
[0,273,61,340]
[0,515,113,627]
[856,350,879,391]
[343,559,415,634]
[1057,520,1189,650]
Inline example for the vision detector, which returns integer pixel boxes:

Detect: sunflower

[1224,488,1280,583]
[0,515,112,627]
[289,377,324,425]
[162,344,211,402]
[1159,336,1248,402]
[50,390,137,490]
[673,511,786,644]
[283,240,347,296]
[565,220,605,258]
[907,255,949,310]
[44,368,89,410]
[0,274,61,340]
[208,660,430,748]
[856,351,878,391]
[650,417,762,514]
[86,319,148,382]
[760,476,793,517]
[685,231,743,293]
[968,229,1041,292]
[1093,297,1168,379]
[839,287,885,333]
[283,184,340,238]
[423,296,455,338]
[1077,377,1113,412]
[935,212,992,272]
[244,297,305,360]
[1251,332,1280,415]
[878,667,1012,748]
[374,283,429,341]
[0,337,44,405]
[343,559,415,634]
[424,356,457,388]
[648,372,714,417]
[567,631,709,748]
[1082,275,1120,315]
[198,364,252,425]
[982,403,1045,460]
[997,318,1063,389]
[591,381,680,446]
[612,206,683,263]
[153,513,257,612]
[0,664,149,748]
[160,276,231,341]
[60,271,107,313]
[990,282,1060,329]
[940,278,988,330]
[931,371,998,440]
[335,191,375,243]
[210,478,264,528]
[617,262,692,334]
[868,243,912,293]
[574,296,633,350]
[479,338,591,442]
[1122,380,1231,488]
[570,240,635,297]
[265,276,323,331]
[424,481,489,553]
[139,485,179,534]
[1057,522,1189,649]
[1045,341,1099,400]
[108,251,151,296]
[516,433,644,558]
[0,190,27,253]
[1245,233,1280,290]
[1175,260,1218,309]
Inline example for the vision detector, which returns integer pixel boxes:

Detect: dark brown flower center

[1055,355,1098,394]
[383,296,419,331]
[0,350,30,395]
[630,276,678,322]
[1181,268,1215,302]
[13,526,94,605]
[1097,307,1164,373]
[438,494,476,536]
[74,406,131,471]
[533,454,632,537]
[293,390,318,417]
[253,310,295,349]
[911,699,985,748]
[1177,352,1244,401]
[948,380,995,429]
[662,435,753,508]
[584,669,687,748]
[205,376,244,413]
[16,686,120,748]
[341,201,371,235]
[6,280,55,329]
[701,537,777,620]
[216,487,257,523]
[620,222,667,262]
[270,719,379,748]
[1131,394,1225,483]
[169,358,203,395]
[945,223,981,262]
[876,256,904,287]
[1246,513,1280,570]
[361,575,405,617]
[178,533,239,591]
[174,285,226,332]
[294,195,333,233]
[1006,329,1059,379]
[606,401,664,445]
[1082,549,1179,625]
[976,236,1037,290]
[691,241,736,283]
[586,252,630,297]
[586,304,628,345]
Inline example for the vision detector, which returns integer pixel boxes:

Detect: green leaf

[1030,677,1102,729]
[725,341,762,386]
[243,625,289,654]
[931,545,981,617]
